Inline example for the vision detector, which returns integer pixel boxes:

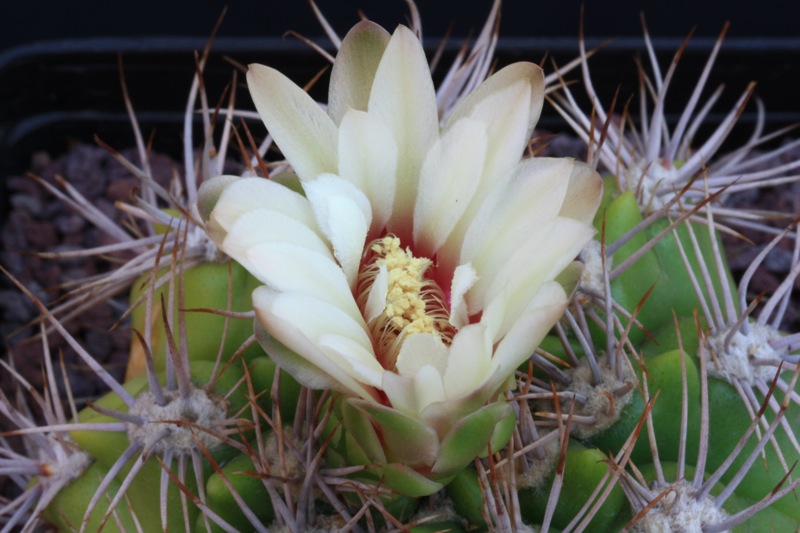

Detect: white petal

[382,371,417,416]
[253,287,377,400]
[558,161,604,226]
[446,62,544,153]
[197,175,239,229]
[245,242,361,321]
[364,264,389,324]
[475,217,595,323]
[256,320,348,394]
[247,64,338,181]
[222,209,333,270]
[338,110,398,231]
[413,118,487,255]
[487,281,567,394]
[412,365,447,413]
[433,67,544,270]
[368,25,439,235]
[303,174,372,288]
[209,177,318,239]
[461,158,574,269]
[443,323,492,400]
[395,333,449,379]
[449,263,478,329]
[318,334,385,388]
[328,21,391,125]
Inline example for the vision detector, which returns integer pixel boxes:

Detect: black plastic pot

[1,32,799,218]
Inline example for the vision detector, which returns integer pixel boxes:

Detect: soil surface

[1,144,176,403]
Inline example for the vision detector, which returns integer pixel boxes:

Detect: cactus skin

[517,441,625,531]
[201,447,276,533]
[127,261,265,379]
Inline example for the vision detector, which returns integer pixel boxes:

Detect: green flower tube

[322,393,516,497]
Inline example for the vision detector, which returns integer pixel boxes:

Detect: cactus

[2,1,800,532]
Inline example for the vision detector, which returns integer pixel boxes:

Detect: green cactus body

[586,349,701,466]
[517,440,626,531]
[598,191,735,348]
[201,445,276,532]
[127,261,264,378]
[41,461,139,532]
[247,356,303,422]
[446,466,489,530]
[705,377,800,521]
[59,360,255,531]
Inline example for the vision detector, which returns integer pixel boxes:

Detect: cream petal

[412,365,448,413]
[486,281,567,394]
[364,264,389,324]
[449,263,478,329]
[442,323,493,400]
[444,63,544,206]
[245,242,362,321]
[253,287,378,400]
[328,21,391,125]
[382,371,417,417]
[255,320,350,394]
[395,333,449,379]
[197,175,239,230]
[434,72,546,271]
[337,110,398,232]
[413,118,487,255]
[446,62,544,147]
[208,177,319,239]
[460,158,575,269]
[448,79,531,188]
[317,333,385,388]
[247,64,338,182]
[368,25,439,235]
[558,161,604,226]
[303,174,372,288]
[221,209,333,270]
[475,218,595,323]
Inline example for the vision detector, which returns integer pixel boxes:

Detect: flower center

[357,235,453,370]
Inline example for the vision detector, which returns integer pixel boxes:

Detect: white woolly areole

[551,355,636,440]
[40,446,92,482]
[578,239,604,298]
[127,389,228,455]
[637,482,728,533]
[631,157,680,212]
[516,433,561,490]
[706,322,787,385]
[186,225,225,264]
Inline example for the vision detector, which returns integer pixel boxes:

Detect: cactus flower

[199,20,602,495]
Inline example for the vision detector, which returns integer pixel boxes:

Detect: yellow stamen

[356,235,453,369]
[373,236,436,335]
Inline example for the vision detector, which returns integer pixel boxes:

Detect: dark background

[2,0,799,47]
